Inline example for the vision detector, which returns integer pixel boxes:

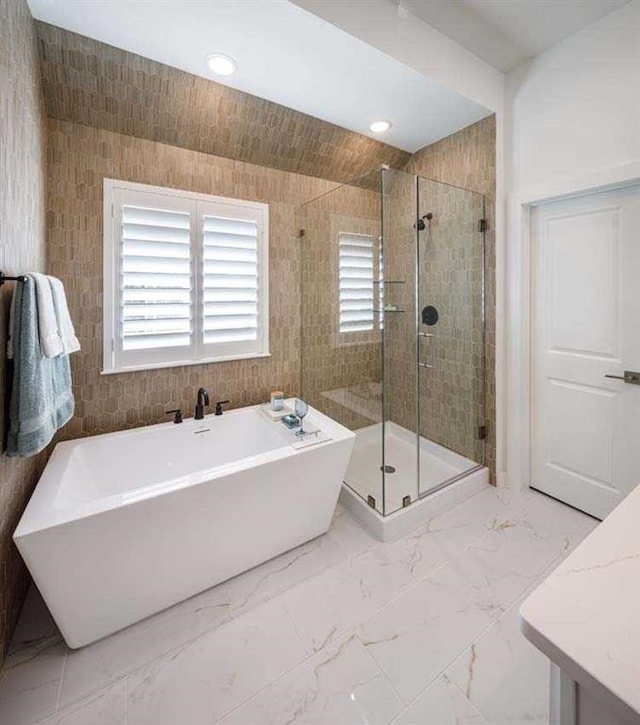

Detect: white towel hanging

[48,276,80,355]
[32,272,64,358]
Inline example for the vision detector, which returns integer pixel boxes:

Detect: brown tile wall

[404,116,497,482]
[417,180,485,463]
[0,0,48,662]
[35,22,410,186]
[46,119,339,442]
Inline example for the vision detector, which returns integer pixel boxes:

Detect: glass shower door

[297,170,385,513]
[380,168,420,514]
[416,177,485,496]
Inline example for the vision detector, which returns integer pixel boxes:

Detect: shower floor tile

[0,486,598,725]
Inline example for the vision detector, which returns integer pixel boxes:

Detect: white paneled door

[531,186,640,519]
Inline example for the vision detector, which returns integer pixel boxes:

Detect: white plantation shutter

[202,216,259,346]
[339,233,375,333]
[121,205,192,351]
[104,180,269,373]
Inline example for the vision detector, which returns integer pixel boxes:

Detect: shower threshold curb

[339,467,488,542]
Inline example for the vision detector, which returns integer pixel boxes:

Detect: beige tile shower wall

[384,177,485,465]
[299,183,382,432]
[416,181,485,463]
[404,116,496,482]
[0,0,47,661]
[46,119,337,442]
[36,22,410,185]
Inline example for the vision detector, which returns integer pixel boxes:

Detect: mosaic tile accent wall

[404,116,497,482]
[35,22,410,185]
[46,119,342,443]
[0,0,47,662]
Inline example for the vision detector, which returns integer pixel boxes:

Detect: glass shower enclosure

[297,167,485,516]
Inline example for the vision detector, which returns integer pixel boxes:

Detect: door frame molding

[505,161,640,493]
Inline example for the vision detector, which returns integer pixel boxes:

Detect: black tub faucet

[195,388,210,420]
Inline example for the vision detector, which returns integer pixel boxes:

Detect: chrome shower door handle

[604,370,640,385]
[418,331,434,369]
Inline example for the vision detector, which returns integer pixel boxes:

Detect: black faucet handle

[166,409,183,424]
[215,400,230,416]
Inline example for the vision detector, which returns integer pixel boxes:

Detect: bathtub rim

[14,401,354,539]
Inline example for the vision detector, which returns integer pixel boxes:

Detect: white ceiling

[399,0,631,72]
[27,0,492,153]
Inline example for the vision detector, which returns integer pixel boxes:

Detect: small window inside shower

[338,232,382,340]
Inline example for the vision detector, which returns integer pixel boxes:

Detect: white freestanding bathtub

[14,401,355,648]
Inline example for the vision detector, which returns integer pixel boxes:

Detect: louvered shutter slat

[121,205,192,351]
[203,216,260,344]
[204,289,258,302]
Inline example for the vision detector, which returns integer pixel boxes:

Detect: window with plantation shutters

[338,233,381,334]
[104,180,269,373]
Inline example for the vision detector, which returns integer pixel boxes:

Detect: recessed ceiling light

[370,120,392,133]
[207,53,237,76]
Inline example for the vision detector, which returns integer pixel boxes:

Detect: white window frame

[103,179,269,374]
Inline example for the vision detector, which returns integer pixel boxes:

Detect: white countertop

[520,485,640,722]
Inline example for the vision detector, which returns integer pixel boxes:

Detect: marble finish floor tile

[447,594,551,724]
[283,529,451,653]
[455,519,565,611]
[215,634,404,725]
[0,599,66,725]
[4,588,63,667]
[357,499,576,705]
[126,598,308,725]
[390,674,488,725]
[39,682,126,725]
[420,486,527,551]
[522,490,599,553]
[327,505,378,557]
[59,532,344,709]
[359,562,498,702]
[0,642,66,725]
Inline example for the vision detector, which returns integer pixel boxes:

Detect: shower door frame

[413,179,487,502]
[379,169,421,516]
[297,168,488,519]
[380,171,488,514]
